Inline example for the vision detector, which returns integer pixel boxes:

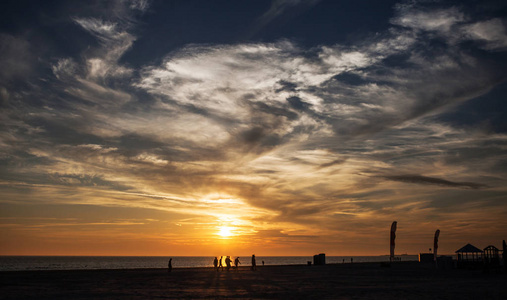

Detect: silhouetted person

[342,259,345,264]
[350,257,353,263]
[213,257,218,271]
[218,256,223,271]
[225,256,232,271]
[262,260,265,266]
[251,255,256,271]
[234,257,241,270]
[168,258,172,272]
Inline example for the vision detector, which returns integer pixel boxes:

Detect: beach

[1,262,505,299]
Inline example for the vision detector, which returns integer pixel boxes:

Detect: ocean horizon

[0,255,421,271]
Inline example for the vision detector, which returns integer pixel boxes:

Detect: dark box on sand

[313,253,326,265]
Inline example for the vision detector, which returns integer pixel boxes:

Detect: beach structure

[433,229,440,262]
[419,229,441,265]
[390,221,397,262]
[483,245,501,272]
[313,253,326,265]
[418,253,433,263]
[455,243,483,269]
[483,245,500,263]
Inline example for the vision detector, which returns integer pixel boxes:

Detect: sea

[0,255,418,271]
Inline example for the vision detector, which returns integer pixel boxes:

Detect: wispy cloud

[381,174,489,189]
[391,5,466,33]
[392,2,507,51]
[463,18,507,51]
[247,0,321,38]
[72,17,135,80]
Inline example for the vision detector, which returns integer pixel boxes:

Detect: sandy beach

[1,262,505,299]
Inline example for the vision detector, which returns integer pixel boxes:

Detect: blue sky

[1,0,506,256]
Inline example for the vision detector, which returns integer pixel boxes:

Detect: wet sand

[1,262,506,299]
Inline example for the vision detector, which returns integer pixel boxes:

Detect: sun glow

[218,226,234,238]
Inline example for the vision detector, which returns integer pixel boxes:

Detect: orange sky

[1,185,505,256]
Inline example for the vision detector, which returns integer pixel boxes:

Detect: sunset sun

[217,226,234,238]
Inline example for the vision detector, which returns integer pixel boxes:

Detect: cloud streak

[381,174,489,189]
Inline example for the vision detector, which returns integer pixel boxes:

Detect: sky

[1,0,506,256]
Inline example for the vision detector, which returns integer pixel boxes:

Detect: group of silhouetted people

[212,255,258,271]
[213,256,245,271]
[168,255,260,273]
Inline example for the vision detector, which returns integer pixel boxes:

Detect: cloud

[392,3,507,51]
[0,34,32,81]
[48,173,131,190]
[248,0,321,38]
[73,17,135,79]
[463,18,507,51]
[381,174,489,189]
[391,5,465,33]
[137,25,502,149]
[127,0,149,12]
[52,58,79,80]
[130,3,507,224]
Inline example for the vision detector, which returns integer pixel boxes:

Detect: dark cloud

[240,127,265,145]
[48,173,131,190]
[286,96,311,111]
[27,117,105,146]
[381,174,488,189]
[318,158,346,169]
[235,126,283,154]
[250,101,299,120]
[275,80,299,93]
[117,133,165,152]
[331,72,369,86]
[434,80,507,133]
[0,34,33,81]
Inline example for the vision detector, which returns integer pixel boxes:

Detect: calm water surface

[0,255,418,271]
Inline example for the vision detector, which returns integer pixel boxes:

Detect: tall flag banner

[433,229,440,262]
[390,221,397,262]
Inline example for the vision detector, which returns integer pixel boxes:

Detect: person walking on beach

[234,257,241,270]
[218,256,223,271]
[168,258,172,272]
[225,256,232,272]
[213,257,218,271]
[251,255,256,271]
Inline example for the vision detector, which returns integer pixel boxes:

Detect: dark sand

[1,262,506,299]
